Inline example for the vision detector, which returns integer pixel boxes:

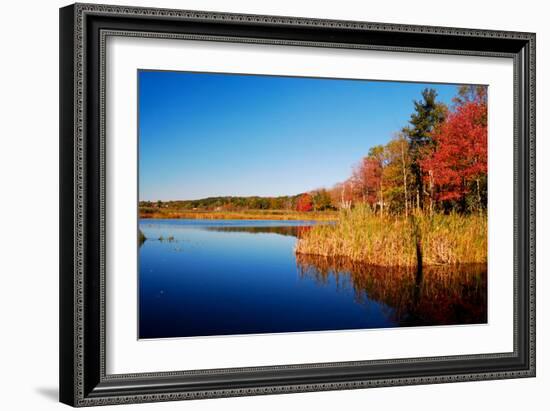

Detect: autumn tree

[363,157,383,209]
[348,146,385,213]
[350,158,370,204]
[402,88,447,211]
[367,146,386,214]
[421,94,487,213]
[296,193,314,212]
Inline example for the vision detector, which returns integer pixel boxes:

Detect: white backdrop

[0,0,546,410]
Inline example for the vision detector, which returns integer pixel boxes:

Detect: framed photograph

[59,3,535,407]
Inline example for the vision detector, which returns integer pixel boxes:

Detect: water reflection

[296,254,487,326]
[205,225,313,237]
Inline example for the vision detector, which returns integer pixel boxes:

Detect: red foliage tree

[421,99,487,206]
[362,156,383,206]
[296,193,313,212]
[350,155,383,206]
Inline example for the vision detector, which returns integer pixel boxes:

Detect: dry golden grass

[295,205,487,266]
[139,208,338,221]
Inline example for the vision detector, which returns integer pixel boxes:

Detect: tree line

[140,194,308,212]
[140,85,487,215]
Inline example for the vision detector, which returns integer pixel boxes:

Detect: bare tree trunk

[428,170,434,215]
[476,178,482,215]
[379,187,384,216]
[401,140,408,217]
[340,183,351,210]
[379,171,384,217]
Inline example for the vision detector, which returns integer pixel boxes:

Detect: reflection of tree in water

[205,225,313,238]
[296,254,487,326]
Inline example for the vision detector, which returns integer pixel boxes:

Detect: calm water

[139,219,487,339]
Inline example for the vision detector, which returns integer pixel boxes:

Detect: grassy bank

[139,208,338,221]
[295,205,487,266]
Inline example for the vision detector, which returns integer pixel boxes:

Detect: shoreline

[139,209,338,221]
[294,250,486,268]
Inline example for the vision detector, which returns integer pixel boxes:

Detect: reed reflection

[205,224,314,237]
[296,254,487,326]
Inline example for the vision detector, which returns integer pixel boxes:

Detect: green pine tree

[402,88,447,211]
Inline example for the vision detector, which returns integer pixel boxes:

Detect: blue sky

[138,70,460,201]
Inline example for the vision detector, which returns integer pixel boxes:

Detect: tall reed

[294,205,487,266]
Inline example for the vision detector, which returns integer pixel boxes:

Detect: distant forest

[139,193,330,213]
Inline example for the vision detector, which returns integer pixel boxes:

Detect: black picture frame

[59,3,536,407]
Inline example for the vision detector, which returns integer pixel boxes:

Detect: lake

[139,219,487,339]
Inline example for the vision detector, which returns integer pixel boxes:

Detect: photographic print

[137,70,488,339]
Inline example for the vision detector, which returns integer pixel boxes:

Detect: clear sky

[138,70,460,201]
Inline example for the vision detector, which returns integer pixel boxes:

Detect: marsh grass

[139,208,337,221]
[295,205,487,266]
